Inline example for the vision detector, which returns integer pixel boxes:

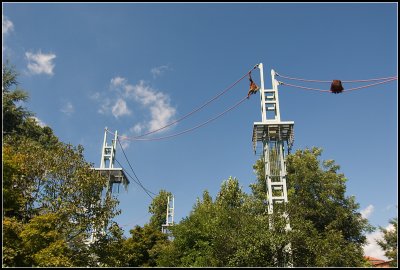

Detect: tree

[148,189,173,230]
[19,213,74,267]
[90,222,128,267]
[3,137,121,266]
[2,217,25,267]
[158,178,259,267]
[284,147,372,267]
[2,62,120,267]
[377,218,397,267]
[2,61,31,135]
[3,61,59,147]
[158,147,372,267]
[124,224,168,267]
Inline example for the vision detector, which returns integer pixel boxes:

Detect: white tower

[162,195,174,234]
[95,128,129,193]
[89,128,130,244]
[252,63,294,266]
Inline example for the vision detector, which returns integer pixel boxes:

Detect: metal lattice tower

[95,128,130,193]
[89,128,130,244]
[251,63,294,266]
[162,195,174,234]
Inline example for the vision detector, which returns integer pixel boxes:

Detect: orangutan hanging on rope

[248,72,260,98]
[330,79,344,94]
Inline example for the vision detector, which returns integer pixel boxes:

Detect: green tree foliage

[158,148,371,267]
[119,190,172,267]
[148,189,173,230]
[19,213,74,267]
[3,136,120,266]
[285,148,372,267]
[3,62,58,147]
[2,62,120,267]
[88,190,173,267]
[90,222,128,267]
[123,224,168,267]
[3,61,31,134]
[2,217,25,267]
[377,218,398,267]
[158,178,269,267]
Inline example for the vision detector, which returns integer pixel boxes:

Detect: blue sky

[3,3,397,259]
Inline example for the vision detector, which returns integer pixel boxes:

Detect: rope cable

[116,137,156,197]
[276,72,397,83]
[278,77,397,93]
[115,158,154,199]
[130,65,259,139]
[110,95,249,141]
[116,157,155,196]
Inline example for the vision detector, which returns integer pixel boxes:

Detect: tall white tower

[162,195,174,235]
[251,63,294,266]
[89,128,130,244]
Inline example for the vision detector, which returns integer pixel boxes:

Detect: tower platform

[94,168,130,190]
[252,121,294,153]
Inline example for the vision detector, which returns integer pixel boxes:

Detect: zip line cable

[278,77,397,93]
[113,64,259,140]
[115,158,155,199]
[109,95,249,141]
[275,72,398,83]
[116,137,156,196]
[116,137,156,198]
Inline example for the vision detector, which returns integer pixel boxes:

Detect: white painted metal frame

[89,129,130,245]
[253,63,294,215]
[96,128,129,192]
[252,63,293,266]
[162,195,175,234]
[100,128,117,169]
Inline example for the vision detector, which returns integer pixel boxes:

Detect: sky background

[3,3,397,260]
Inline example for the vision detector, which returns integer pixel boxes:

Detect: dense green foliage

[377,218,398,267]
[2,62,373,267]
[148,189,173,230]
[2,63,119,267]
[156,148,372,267]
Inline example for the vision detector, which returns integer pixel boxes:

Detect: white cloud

[363,223,395,261]
[124,80,176,132]
[130,123,144,134]
[30,116,46,127]
[151,65,170,78]
[112,98,131,118]
[361,205,374,219]
[3,16,14,35]
[93,76,176,135]
[149,98,176,131]
[60,102,74,115]
[26,51,56,75]
[110,76,127,88]
[125,80,158,105]
[98,98,111,114]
